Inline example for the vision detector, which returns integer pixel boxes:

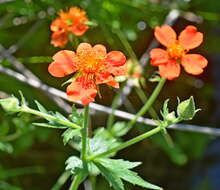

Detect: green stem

[115,28,138,62]
[88,126,162,160]
[69,106,90,190]
[89,175,96,190]
[127,78,166,129]
[69,174,82,190]
[81,105,89,161]
[51,171,71,190]
[0,131,22,142]
[135,87,174,147]
[23,106,81,129]
[107,84,125,129]
[135,87,159,119]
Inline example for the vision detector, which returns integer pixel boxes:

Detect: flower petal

[50,18,64,32]
[108,65,126,76]
[51,31,68,48]
[93,44,107,57]
[155,25,177,47]
[105,51,126,67]
[76,43,92,54]
[72,25,89,36]
[48,50,78,77]
[181,54,208,75]
[96,72,119,88]
[150,48,169,66]
[158,60,180,80]
[179,25,203,50]
[66,75,97,105]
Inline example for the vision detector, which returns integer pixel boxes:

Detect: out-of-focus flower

[126,59,142,79]
[51,7,89,48]
[150,25,208,80]
[115,59,143,87]
[48,43,126,105]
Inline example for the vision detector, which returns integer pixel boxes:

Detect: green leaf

[0,142,13,153]
[118,169,162,190]
[94,127,113,140]
[32,123,67,129]
[65,156,83,175]
[88,162,100,176]
[161,99,169,117]
[111,122,130,137]
[62,128,81,145]
[89,136,119,156]
[94,158,162,190]
[35,101,48,114]
[17,56,52,64]
[70,105,84,125]
[95,162,124,190]
[177,96,199,120]
[55,112,69,121]
[98,158,141,170]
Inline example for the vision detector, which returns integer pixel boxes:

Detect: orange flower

[150,25,208,80]
[51,7,89,48]
[48,43,126,105]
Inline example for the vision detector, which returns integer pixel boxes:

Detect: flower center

[65,19,73,25]
[167,43,185,59]
[77,50,105,73]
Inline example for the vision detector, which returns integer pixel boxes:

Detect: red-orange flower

[150,25,208,80]
[48,43,126,105]
[51,7,89,48]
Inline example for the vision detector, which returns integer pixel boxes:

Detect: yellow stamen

[167,43,185,59]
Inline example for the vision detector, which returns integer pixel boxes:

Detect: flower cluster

[48,43,126,105]
[51,7,89,47]
[150,25,208,80]
[49,12,208,104]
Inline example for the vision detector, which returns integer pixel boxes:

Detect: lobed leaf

[111,122,130,137]
[94,162,124,190]
[62,128,81,145]
[118,169,162,190]
[98,158,141,170]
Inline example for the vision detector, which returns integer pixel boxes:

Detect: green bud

[165,111,176,122]
[0,97,21,112]
[177,96,198,120]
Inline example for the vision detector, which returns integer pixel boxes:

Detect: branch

[0,65,219,136]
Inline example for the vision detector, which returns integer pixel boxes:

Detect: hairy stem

[81,105,89,161]
[88,126,162,160]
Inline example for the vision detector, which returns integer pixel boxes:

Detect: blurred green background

[0,0,220,190]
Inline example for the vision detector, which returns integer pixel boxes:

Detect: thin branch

[0,65,220,136]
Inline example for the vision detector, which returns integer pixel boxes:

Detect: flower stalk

[88,125,163,160]
[127,78,166,129]
[81,105,90,161]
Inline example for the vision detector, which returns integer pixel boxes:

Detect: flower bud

[165,111,176,122]
[177,96,197,120]
[0,97,21,112]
